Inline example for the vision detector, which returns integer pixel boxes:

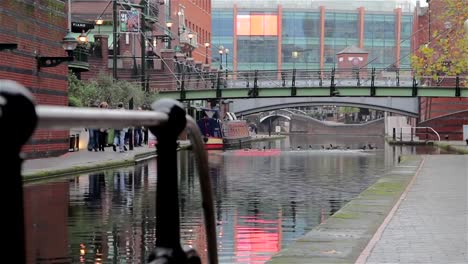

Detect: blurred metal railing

[0,80,218,264]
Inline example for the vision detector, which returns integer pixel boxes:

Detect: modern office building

[211,0,414,71]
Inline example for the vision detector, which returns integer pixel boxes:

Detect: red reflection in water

[23,182,69,264]
[234,211,282,263]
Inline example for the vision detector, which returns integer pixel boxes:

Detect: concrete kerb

[267,155,423,264]
[433,141,468,154]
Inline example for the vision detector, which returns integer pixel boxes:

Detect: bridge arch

[259,113,292,123]
[231,97,419,117]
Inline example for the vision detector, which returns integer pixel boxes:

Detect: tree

[411,0,468,86]
[68,72,158,108]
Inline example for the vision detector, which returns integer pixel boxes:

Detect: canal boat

[196,108,252,150]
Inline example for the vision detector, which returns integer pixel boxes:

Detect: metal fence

[1,80,218,264]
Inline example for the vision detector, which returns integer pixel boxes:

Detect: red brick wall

[0,0,70,158]
[417,109,468,140]
[171,0,212,63]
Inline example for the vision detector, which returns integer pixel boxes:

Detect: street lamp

[166,21,173,49]
[95,18,104,33]
[218,45,224,70]
[204,42,210,64]
[292,51,298,69]
[77,30,88,44]
[224,48,229,69]
[36,30,78,71]
[188,32,194,57]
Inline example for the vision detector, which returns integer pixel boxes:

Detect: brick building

[0,0,70,158]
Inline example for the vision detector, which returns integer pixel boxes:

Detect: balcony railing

[69,45,89,71]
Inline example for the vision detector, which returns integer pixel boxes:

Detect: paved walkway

[22,145,155,179]
[359,155,468,264]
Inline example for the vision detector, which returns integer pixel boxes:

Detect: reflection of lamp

[36,30,78,71]
[204,42,210,64]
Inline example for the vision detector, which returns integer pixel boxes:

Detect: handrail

[1,80,217,264]
[397,126,441,141]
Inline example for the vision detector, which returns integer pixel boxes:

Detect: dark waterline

[23,135,451,263]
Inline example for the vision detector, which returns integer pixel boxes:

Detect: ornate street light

[95,18,104,33]
[37,30,78,71]
[166,21,173,49]
[218,45,224,70]
[78,30,88,44]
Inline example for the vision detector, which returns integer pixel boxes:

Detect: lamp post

[204,42,210,64]
[224,48,229,69]
[224,48,229,78]
[292,51,298,69]
[95,18,104,33]
[188,32,194,57]
[218,45,224,70]
[166,21,173,49]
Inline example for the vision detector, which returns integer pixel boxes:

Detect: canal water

[23,135,450,264]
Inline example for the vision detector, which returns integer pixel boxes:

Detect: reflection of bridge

[156,68,467,101]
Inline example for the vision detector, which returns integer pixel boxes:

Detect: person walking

[97,101,109,151]
[113,102,128,153]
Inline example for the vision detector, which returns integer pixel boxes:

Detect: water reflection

[23,135,454,263]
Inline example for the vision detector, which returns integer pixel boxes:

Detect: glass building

[212,0,413,71]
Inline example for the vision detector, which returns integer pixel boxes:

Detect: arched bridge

[155,68,467,100]
[231,97,419,117]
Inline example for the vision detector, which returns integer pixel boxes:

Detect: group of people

[87,102,148,153]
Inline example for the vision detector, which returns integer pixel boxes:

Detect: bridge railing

[1,80,218,264]
[171,68,423,91]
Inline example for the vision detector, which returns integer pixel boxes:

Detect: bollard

[0,80,38,264]
[147,99,201,264]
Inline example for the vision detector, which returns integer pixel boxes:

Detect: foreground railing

[1,80,218,264]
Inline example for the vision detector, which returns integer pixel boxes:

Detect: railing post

[1,81,38,264]
[248,70,259,97]
[281,72,285,87]
[412,76,418,96]
[356,69,361,87]
[393,127,396,141]
[330,68,337,96]
[411,127,414,142]
[455,75,460,97]
[396,68,400,87]
[148,99,201,263]
[291,68,296,96]
[400,127,403,142]
[370,67,376,96]
[318,70,323,87]
[216,71,221,91]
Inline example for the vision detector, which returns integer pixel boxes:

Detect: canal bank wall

[268,155,423,264]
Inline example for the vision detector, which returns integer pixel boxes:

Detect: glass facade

[212,3,412,72]
[212,11,234,70]
[324,12,358,69]
[282,11,321,70]
[400,15,413,68]
[364,13,396,69]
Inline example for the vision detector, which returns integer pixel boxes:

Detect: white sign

[463,125,468,141]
